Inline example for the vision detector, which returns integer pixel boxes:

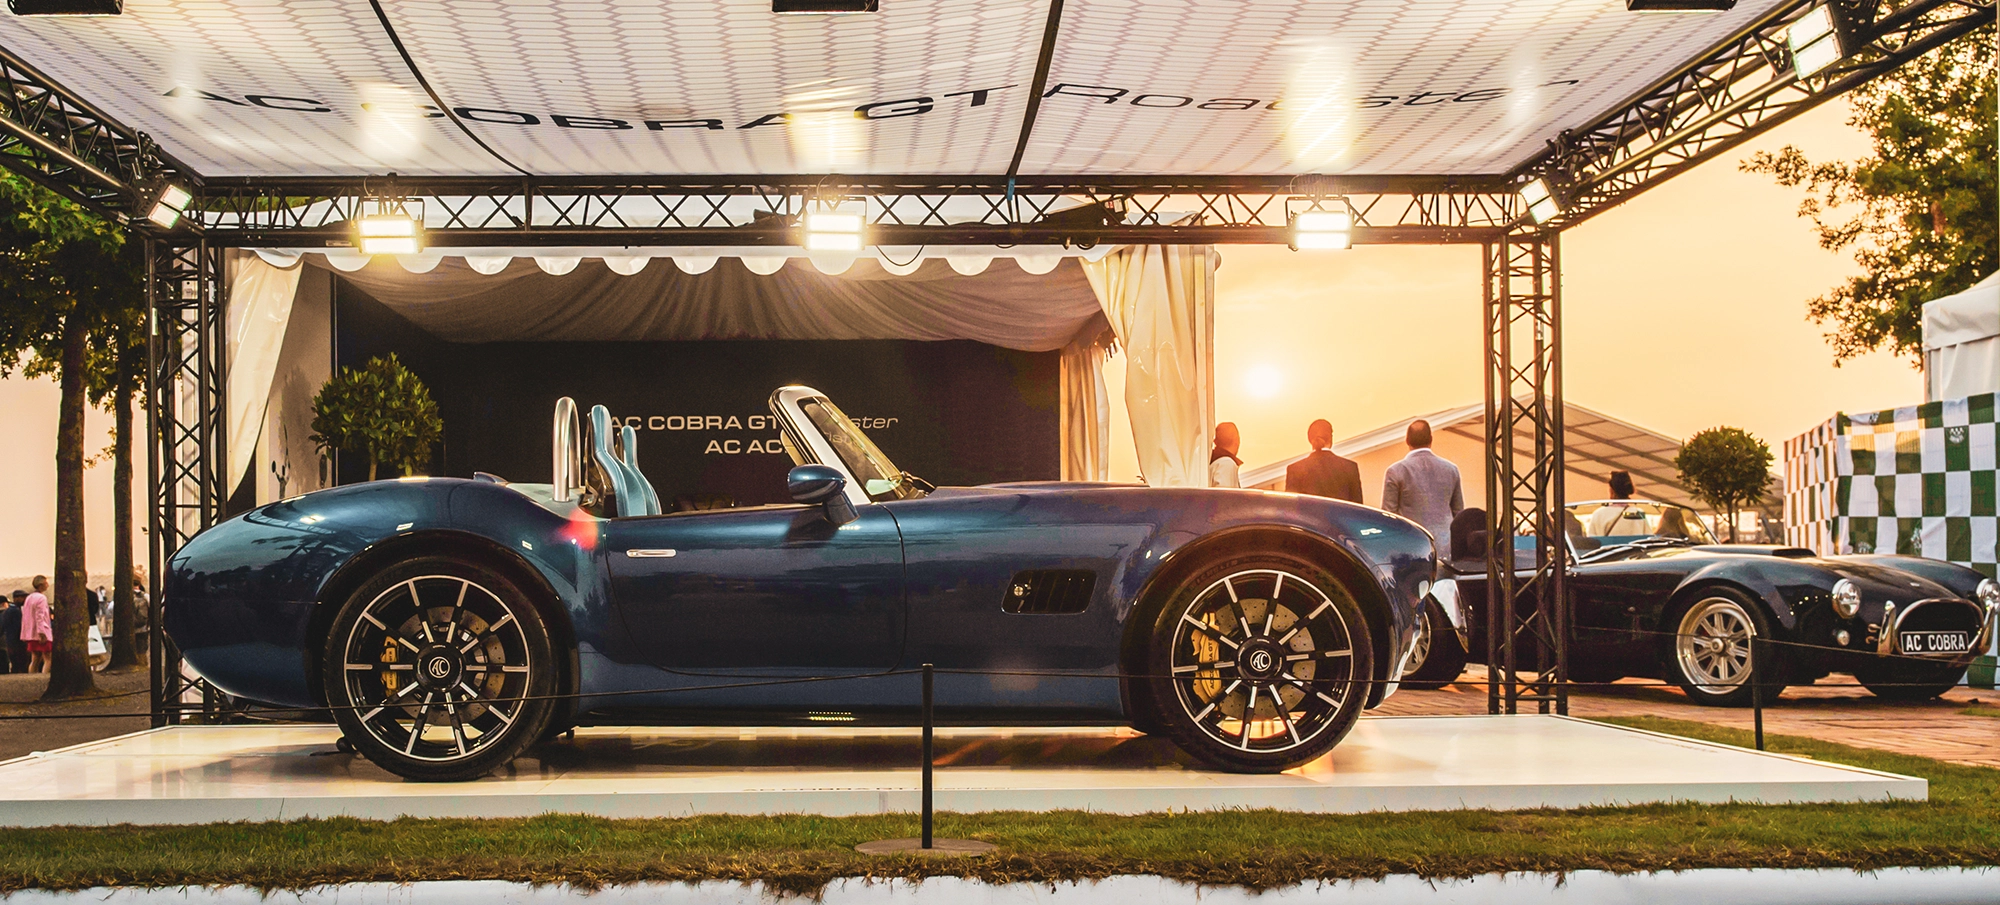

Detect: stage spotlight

[1520,178,1561,225]
[6,0,122,14]
[1289,210,1351,250]
[142,182,192,229]
[803,211,865,252]
[773,0,876,13]
[1624,0,1734,10]
[356,212,421,256]
[1788,4,1846,78]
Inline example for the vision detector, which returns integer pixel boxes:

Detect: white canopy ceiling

[0,0,1788,178]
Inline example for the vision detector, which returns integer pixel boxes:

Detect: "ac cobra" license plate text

[1900,631,1971,654]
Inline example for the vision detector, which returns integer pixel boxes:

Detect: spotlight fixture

[1787,4,1846,78]
[1624,0,1734,10]
[802,211,865,252]
[1520,178,1561,225]
[6,0,122,14]
[772,0,876,13]
[355,211,421,256]
[1289,209,1352,251]
[141,181,193,229]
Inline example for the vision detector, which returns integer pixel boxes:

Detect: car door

[603,502,905,671]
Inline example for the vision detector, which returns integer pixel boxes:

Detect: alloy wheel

[338,575,536,764]
[1675,596,1755,695]
[1168,568,1358,755]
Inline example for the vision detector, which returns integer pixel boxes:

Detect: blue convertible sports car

[166,386,1434,780]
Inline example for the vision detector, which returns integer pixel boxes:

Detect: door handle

[625,549,677,558]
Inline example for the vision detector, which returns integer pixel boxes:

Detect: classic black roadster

[1402,500,1999,705]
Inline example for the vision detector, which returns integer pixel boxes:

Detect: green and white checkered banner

[1785,392,1999,579]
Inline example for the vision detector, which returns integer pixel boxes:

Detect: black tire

[1400,599,1468,691]
[1854,661,1967,701]
[323,556,556,781]
[1666,589,1785,707]
[1141,552,1375,773]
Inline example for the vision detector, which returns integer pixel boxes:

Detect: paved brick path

[1377,666,2000,768]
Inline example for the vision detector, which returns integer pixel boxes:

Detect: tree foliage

[1742,30,1995,364]
[0,170,144,698]
[311,353,444,482]
[1675,427,1774,542]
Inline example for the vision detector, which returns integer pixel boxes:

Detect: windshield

[797,398,929,502]
[1567,500,1716,546]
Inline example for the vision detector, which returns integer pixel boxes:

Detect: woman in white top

[1209,422,1242,488]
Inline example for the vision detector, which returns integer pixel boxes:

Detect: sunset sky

[0,98,1924,578]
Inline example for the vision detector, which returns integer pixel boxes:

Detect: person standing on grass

[3,591,24,674]
[22,576,51,674]
[0,592,18,674]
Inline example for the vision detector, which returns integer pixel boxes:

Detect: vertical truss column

[147,238,226,727]
[1482,230,1568,715]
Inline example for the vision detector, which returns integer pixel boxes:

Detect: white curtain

[1082,246,1218,487]
[225,251,305,492]
[1059,323,1114,482]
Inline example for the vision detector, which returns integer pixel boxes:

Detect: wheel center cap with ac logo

[413,644,464,690]
[1238,639,1283,681]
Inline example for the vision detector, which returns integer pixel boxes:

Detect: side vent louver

[1002,570,1096,614]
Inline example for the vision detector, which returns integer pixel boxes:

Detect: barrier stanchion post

[920,664,936,848]
[1751,636,1764,751]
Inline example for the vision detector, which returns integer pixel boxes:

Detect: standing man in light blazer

[1382,419,1464,551]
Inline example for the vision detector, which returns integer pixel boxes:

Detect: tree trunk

[44,312,97,700]
[1726,503,1739,543]
[368,459,377,482]
[107,361,140,670]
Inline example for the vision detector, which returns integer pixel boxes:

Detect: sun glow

[1246,365,1285,399]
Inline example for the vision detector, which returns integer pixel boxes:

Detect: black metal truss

[147,239,227,726]
[1483,231,1568,716]
[188,174,1518,247]
[1518,0,1993,229]
[0,45,192,218]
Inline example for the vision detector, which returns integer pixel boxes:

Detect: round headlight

[1977,578,2000,612]
[1832,579,1862,619]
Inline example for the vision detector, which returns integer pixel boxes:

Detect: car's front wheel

[1143,554,1374,773]
[1400,598,1467,691]
[324,556,556,781]
[1668,590,1783,707]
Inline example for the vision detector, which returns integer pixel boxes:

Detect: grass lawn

[0,718,1993,893]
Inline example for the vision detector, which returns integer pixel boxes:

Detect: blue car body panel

[167,476,1433,719]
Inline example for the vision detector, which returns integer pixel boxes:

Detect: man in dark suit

[1285,419,1363,504]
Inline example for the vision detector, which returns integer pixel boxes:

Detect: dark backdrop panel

[335,282,1059,504]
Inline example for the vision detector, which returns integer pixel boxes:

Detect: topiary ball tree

[310,353,444,482]
[1674,426,1774,542]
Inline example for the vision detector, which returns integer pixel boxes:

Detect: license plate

[1900,631,1971,654]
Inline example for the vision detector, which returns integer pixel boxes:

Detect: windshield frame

[769,386,930,507]
[1566,499,1717,554]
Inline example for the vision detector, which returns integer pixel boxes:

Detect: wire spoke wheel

[1675,596,1755,695]
[326,558,554,781]
[1166,568,1359,758]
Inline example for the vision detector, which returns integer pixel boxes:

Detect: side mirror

[788,465,857,526]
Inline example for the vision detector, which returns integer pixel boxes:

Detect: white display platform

[0,716,1921,827]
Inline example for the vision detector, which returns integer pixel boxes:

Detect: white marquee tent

[1924,272,2000,401]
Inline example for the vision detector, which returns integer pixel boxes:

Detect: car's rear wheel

[1143,554,1374,773]
[1400,599,1467,691]
[1853,661,1966,701]
[1669,590,1783,707]
[324,557,555,781]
